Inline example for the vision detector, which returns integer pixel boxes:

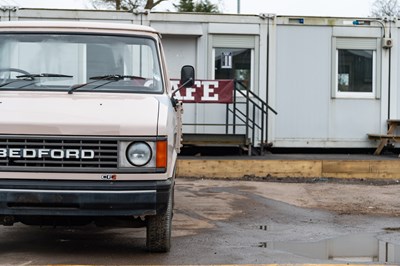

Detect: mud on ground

[176,177,400,218]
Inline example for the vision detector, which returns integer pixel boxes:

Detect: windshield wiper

[90,75,145,80]
[0,73,73,89]
[16,73,73,79]
[0,73,72,89]
[68,75,143,94]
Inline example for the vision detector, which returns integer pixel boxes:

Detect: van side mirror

[171,65,195,99]
[180,65,195,88]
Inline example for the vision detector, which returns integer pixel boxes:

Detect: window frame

[212,47,255,92]
[331,37,380,99]
[209,35,259,94]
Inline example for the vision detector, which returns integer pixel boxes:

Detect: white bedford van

[0,21,194,252]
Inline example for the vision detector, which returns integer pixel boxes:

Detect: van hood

[0,92,160,136]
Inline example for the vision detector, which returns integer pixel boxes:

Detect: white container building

[0,7,396,150]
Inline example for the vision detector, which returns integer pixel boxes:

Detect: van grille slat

[0,136,119,171]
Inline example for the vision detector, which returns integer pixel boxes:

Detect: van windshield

[0,33,163,93]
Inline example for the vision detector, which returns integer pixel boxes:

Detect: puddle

[265,234,400,263]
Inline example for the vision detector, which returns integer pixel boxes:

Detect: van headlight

[118,139,167,171]
[126,142,152,166]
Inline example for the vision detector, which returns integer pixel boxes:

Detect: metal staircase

[182,80,277,155]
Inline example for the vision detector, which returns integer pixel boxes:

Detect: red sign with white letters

[171,79,234,103]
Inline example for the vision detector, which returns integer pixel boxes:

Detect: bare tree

[371,0,400,17]
[91,0,168,10]
[143,0,167,9]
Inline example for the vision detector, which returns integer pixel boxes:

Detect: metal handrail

[225,80,278,155]
[181,80,277,155]
[236,81,278,115]
[227,107,261,131]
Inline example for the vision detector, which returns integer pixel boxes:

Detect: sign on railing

[171,79,234,103]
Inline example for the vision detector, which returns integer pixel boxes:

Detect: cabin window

[214,48,252,91]
[337,49,375,93]
[332,38,379,99]
[210,35,258,93]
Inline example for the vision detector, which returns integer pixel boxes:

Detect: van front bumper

[0,179,173,217]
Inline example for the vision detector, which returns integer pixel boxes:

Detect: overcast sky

[0,0,375,17]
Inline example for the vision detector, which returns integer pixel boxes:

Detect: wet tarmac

[0,178,400,265]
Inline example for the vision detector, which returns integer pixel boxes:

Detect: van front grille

[0,136,118,172]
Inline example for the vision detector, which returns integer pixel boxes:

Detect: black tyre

[146,188,173,252]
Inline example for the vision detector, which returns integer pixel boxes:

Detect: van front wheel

[146,190,173,252]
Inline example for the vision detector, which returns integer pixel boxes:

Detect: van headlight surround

[126,141,152,167]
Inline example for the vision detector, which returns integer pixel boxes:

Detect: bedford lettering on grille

[0,148,95,159]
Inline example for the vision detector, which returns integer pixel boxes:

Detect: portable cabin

[0,7,395,151]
